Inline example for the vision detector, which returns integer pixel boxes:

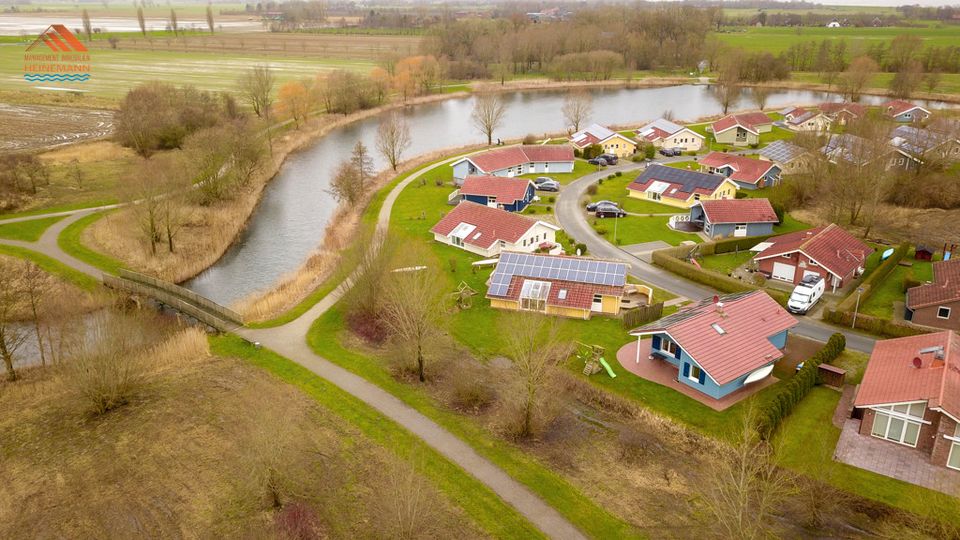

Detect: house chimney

[716,301,725,316]
[912,357,923,369]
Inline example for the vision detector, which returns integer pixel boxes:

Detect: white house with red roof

[698,151,782,190]
[819,102,867,126]
[628,291,798,400]
[853,331,960,471]
[780,106,833,132]
[459,175,536,212]
[569,123,637,157]
[882,100,931,123]
[687,198,778,239]
[451,145,574,183]
[430,201,559,257]
[711,112,773,146]
[486,251,627,319]
[626,164,738,209]
[635,118,705,151]
[752,224,873,291]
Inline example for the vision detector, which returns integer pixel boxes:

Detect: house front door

[591,294,603,312]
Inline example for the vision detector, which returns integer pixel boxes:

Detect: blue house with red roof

[628,291,798,400]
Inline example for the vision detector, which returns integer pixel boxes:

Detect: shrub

[771,203,785,224]
[586,184,598,195]
[347,311,388,343]
[735,191,749,199]
[595,225,608,235]
[631,154,644,162]
[573,148,582,158]
[275,502,324,540]
[434,177,443,186]
[450,374,497,413]
[598,178,603,185]
[756,333,846,438]
[527,207,537,214]
[583,143,603,159]
[607,174,615,180]
[546,206,552,212]
[448,257,457,273]
[615,171,622,177]
[522,134,537,145]
[749,143,760,149]
[823,310,929,338]
[548,196,556,203]
[618,427,650,463]
[643,143,656,160]
[575,243,588,255]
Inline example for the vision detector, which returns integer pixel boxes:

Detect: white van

[787,274,825,315]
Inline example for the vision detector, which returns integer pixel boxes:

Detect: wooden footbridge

[103,269,244,332]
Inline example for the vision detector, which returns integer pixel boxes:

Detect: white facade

[432,221,559,258]
[452,159,574,182]
[659,128,705,151]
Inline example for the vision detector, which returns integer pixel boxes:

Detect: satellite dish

[713,294,720,304]
[576,248,582,256]
[913,357,923,368]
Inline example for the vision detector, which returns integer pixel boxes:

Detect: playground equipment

[449,281,478,309]
[576,342,614,377]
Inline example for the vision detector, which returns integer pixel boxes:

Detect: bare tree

[839,56,879,102]
[206,5,215,34]
[889,59,924,99]
[70,158,84,189]
[379,249,444,383]
[714,53,742,114]
[501,313,569,439]
[328,160,363,205]
[169,9,178,35]
[19,262,52,367]
[471,93,507,145]
[137,6,146,37]
[81,9,92,41]
[379,459,436,540]
[376,112,412,171]
[750,86,772,111]
[350,141,375,192]
[0,260,27,382]
[240,65,275,119]
[562,90,593,132]
[698,406,792,539]
[924,70,942,94]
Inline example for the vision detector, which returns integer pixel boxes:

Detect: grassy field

[0,215,64,241]
[57,210,125,275]
[860,252,934,319]
[716,25,960,55]
[698,251,754,274]
[591,214,701,247]
[0,243,98,290]
[789,70,960,95]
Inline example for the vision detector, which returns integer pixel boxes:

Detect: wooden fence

[103,270,244,332]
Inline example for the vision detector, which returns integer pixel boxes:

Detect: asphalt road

[555,159,877,354]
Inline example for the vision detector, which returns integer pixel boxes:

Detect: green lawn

[828,349,870,385]
[860,253,934,319]
[775,213,812,234]
[56,211,126,275]
[210,335,545,540]
[0,215,64,242]
[716,25,960,55]
[591,215,701,247]
[776,387,960,522]
[0,244,99,290]
[760,126,797,145]
[698,251,753,275]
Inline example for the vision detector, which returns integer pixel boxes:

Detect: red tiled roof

[907,259,960,309]
[631,291,798,385]
[820,102,866,118]
[501,275,623,310]
[697,198,778,224]
[711,112,770,135]
[699,152,777,184]
[753,224,873,279]
[738,112,773,127]
[883,99,929,118]
[642,127,671,142]
[784,106,806,118]
[460,175,532,204]
[854,331,960,420]
[463,145,574,173]
[430,201,543,250]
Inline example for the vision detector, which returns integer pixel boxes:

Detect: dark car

[595,203,627,218]
[533,176,554,186]
[598,153,619,165]
[586,200,618,212]
[658,147,681,157]
[536,180,560,192]
[587,157,609,166]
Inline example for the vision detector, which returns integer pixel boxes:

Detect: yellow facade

[488,295,621,319]
[600,295,621,315]
[601,135,638,158]
[627,178,738,209]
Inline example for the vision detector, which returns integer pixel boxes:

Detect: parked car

[587,157,609,166]
[658,147,683,157]
[536,180,560,192]
[595,203,627,218]
[533,176,554,186]
[598,153,619,165]
[787,274,825,315]
[586,200,618,212]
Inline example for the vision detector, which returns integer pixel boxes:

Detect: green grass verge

[0,215,65,242]
[57,211,126,275]
[0,244,99,290]
[306,310,643,539]
[776,387,960,521]
[860,254,933,319]
[209,334,544,539]
[591,214,701,247]
[698,251,753,275]
[0,200,116,221]
[716,25,960,56]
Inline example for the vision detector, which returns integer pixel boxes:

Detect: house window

[452,236,464,247]
[938,307,951,319]
[808,259,819,267]
[735,224,747,233]
[781,254,791,259]
[947,424,960,471]
[648,192,661,201]
[689,365,702,383]
[693,194,701,201]
[870,403,926,447]
[592,293,603,304]
[519,280,550,312]
[660,339,678,356]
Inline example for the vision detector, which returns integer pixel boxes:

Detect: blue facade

[712,164,781,190]
[647,329,789,399]
[462,183,535,212]
[892,111,927,123]
[688,206,776,239]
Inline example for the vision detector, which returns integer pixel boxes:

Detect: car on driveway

[586,200,618,212]
[536,179,560,192]
[587,157,609,166]
[533,176,554,186]
[595,203,627,218]
[598,153,619,165]
[658,147,683,157]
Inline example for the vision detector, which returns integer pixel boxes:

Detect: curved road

[555,161,876,354]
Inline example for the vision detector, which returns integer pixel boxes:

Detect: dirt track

[0,103,114,153]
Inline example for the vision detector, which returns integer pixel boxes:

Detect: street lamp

[851,286,865,329]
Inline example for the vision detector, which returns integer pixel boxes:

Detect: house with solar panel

[430,202,560,257]
[486,252,627,319]
[626,164,738,209]
[759,140,812,175]
[627,291,798,400]
[635,119,705,152]
[451,145,575,183]
[698,152,781,190]
[569,124,637,158]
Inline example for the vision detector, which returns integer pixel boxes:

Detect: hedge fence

[651,237,789,306]
[833,242,910,313]
[756,332,847,439]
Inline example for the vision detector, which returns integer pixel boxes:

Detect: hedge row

[834,242,909,313]
[651,244,789,306]
[696,233,779,257]
[822,309,930,338]
[756,332,847,439]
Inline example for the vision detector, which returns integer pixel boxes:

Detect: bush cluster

[756,333,846,439]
